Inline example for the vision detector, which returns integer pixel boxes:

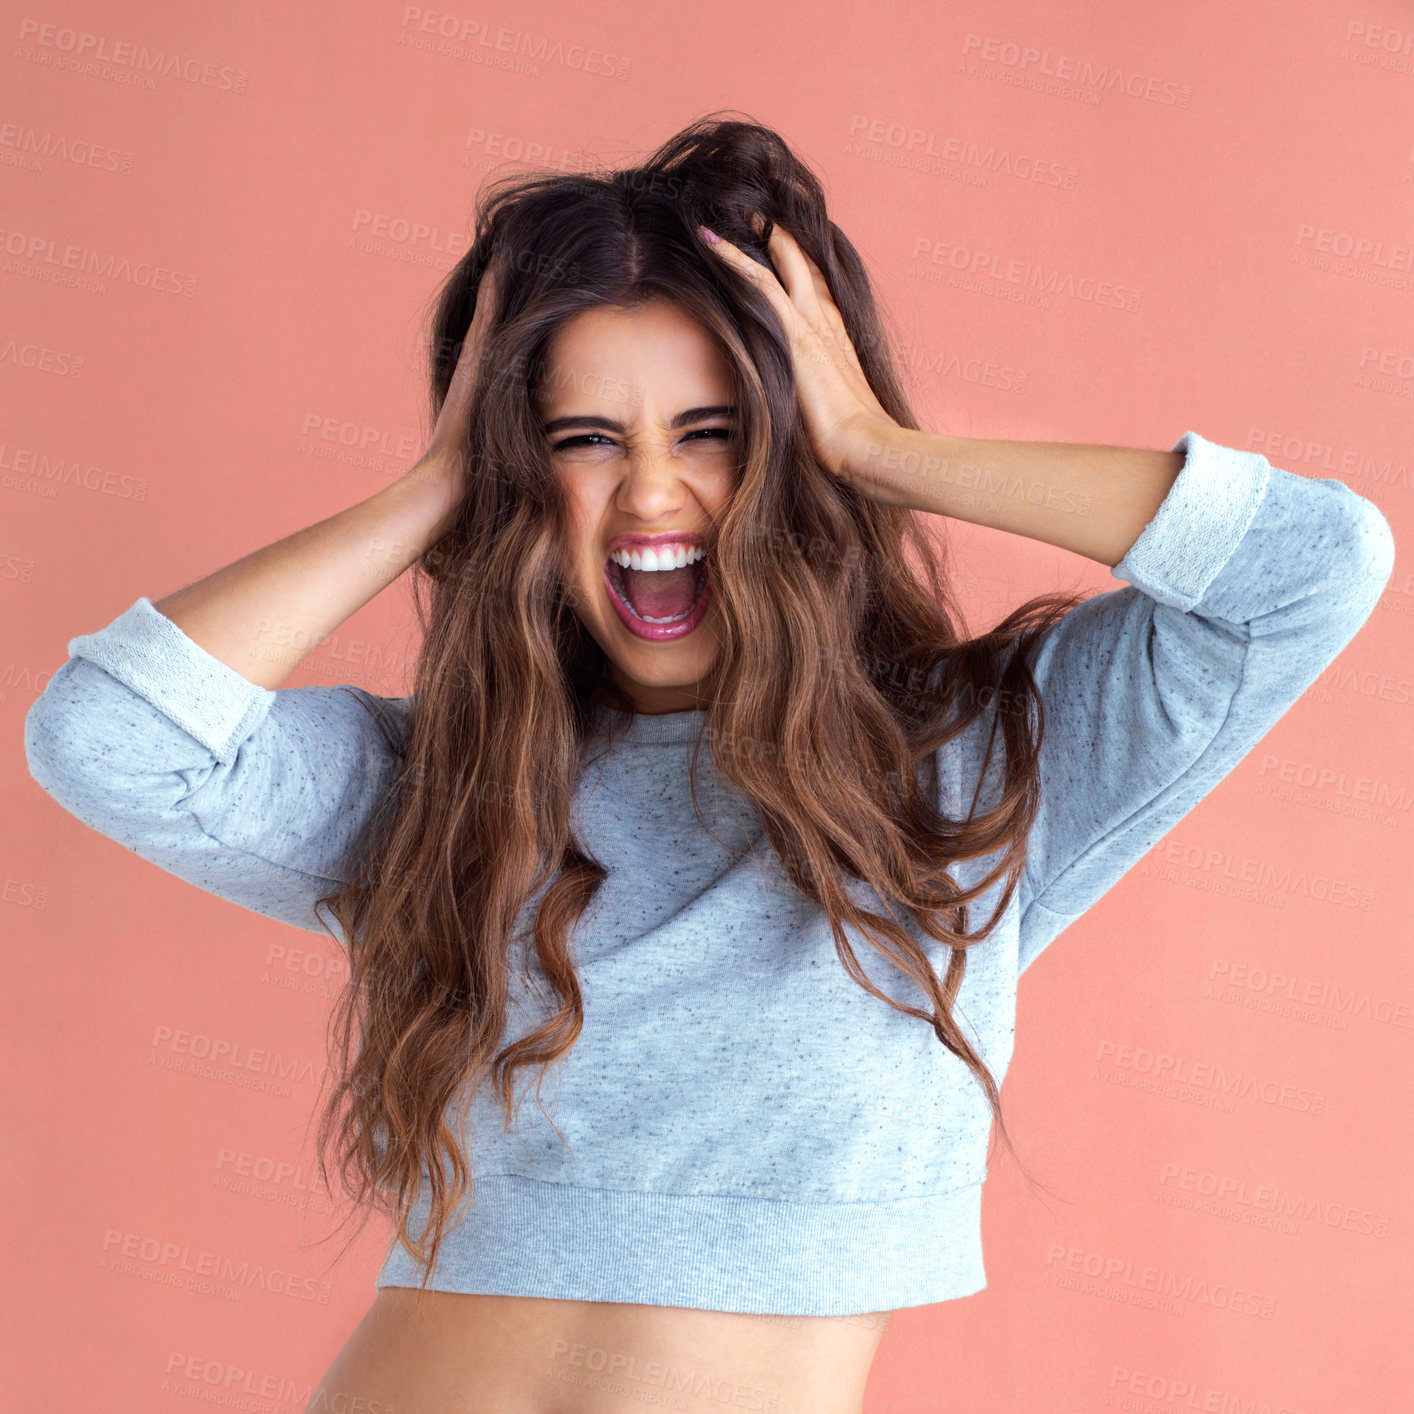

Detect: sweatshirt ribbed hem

[374,1173,987,1315]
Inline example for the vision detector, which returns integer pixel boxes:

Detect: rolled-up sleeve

[1013,430,1395,974]
[23,596,410,939]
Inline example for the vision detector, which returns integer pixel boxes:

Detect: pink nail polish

[698,225,720,245]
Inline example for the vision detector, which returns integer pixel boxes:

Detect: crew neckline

[592,704,710,744]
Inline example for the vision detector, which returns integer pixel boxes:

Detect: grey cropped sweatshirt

[22,430,1396,1314]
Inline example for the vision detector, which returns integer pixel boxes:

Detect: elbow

[1342,491,1397,619]
[23,659,131,822]
[1301,489,1398,663]
[25,663,88,812]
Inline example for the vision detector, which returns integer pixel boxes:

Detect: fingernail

[697,225,720,245]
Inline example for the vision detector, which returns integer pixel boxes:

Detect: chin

[616,640,716,685]
[594,619,720,705]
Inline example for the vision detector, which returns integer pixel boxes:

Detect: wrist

[356,462,460,579]
[392,459,462,545]
[844,423,964,513]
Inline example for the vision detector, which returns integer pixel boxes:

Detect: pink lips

[603,548,713,643]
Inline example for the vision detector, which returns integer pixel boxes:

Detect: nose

[613,438,693,521]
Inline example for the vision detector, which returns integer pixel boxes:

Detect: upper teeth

[609,544,706,571]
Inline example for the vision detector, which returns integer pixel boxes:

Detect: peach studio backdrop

[4,2,1412,1410]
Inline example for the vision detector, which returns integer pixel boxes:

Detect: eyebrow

[541,404,737,435]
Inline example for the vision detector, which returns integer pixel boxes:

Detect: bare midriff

[303,1288,893,1414]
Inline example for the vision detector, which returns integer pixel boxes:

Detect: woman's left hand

[697,221,899,489]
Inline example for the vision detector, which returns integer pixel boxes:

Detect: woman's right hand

[142,256,507,688]
[405,258,505,545]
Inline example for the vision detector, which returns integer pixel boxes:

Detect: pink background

[5,1,1412,1409]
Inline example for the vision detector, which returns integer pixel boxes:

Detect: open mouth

[603,547,713,642]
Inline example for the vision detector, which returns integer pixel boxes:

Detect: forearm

[849,425,1184,568]
[152,463,458,690]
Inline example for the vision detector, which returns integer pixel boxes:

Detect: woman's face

[536,298,738,714]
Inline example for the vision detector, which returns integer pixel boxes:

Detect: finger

[440,329,480,431]
[765,224,828,326]
[436,260,502,446]
[771,226,853,347]
[462,261,506,377]
[698,226,800,332]
[763,227,869,381]
[468,258,502,344]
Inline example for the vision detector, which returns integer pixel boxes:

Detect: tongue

[622,565,698,620]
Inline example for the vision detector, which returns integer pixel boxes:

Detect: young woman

[24,117,1395,1414]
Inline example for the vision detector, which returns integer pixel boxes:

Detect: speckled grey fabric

[23,431,1395,1314]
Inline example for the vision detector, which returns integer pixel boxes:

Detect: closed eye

[551,428,737,452]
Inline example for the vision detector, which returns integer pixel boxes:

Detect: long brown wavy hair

[306,112,1086,1291]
